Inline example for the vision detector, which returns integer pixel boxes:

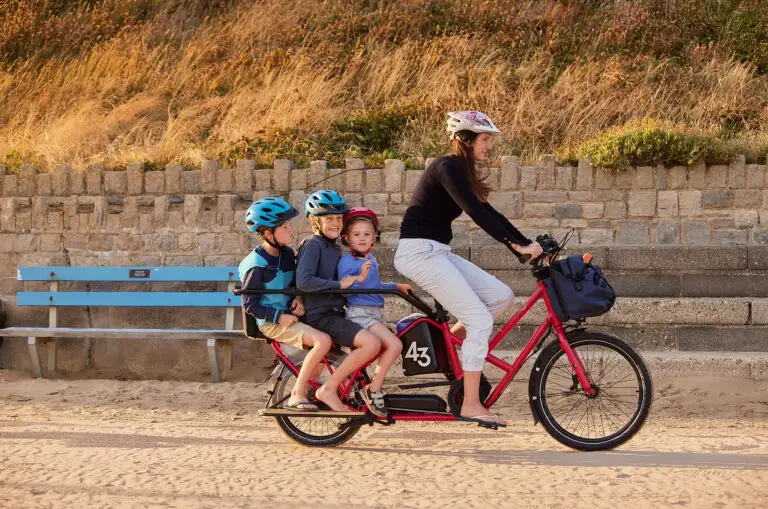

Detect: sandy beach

[1,369,767,509]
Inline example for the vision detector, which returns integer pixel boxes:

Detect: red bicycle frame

[269,279,595,421]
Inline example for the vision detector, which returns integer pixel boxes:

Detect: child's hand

[291,297,305,317]
[358,261,373,282]
[278,313,298,327]
[397,283,413,294]
[340,275,359,289]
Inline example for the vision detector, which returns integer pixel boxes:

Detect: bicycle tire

[272,371,365,447]
[530,330,652,451]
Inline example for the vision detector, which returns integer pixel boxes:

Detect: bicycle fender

[528,361,542,426]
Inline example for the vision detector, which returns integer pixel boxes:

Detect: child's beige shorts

[259,321,313,350]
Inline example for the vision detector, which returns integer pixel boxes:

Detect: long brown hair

[450,130,491,201]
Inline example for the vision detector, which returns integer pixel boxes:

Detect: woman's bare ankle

[460,403,499,419]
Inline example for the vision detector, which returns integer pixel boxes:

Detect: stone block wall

[1,155,767,378]
[1,156,766,269]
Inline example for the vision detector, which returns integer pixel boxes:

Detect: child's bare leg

[315,330,380,411]
[289,329,332,405]
[367,323,403,392]
[451,322,467,339]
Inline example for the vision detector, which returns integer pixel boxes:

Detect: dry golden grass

[1,0,767,170]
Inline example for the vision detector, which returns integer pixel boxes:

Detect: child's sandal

[362,385,388,418]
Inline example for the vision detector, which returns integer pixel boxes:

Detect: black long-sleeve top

[399,155,531,250]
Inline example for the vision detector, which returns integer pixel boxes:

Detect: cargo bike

[236,233,653,451]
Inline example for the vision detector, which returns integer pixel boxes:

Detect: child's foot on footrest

[361,385,388,418]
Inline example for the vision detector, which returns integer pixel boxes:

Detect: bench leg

[220,339,233,372]
[27,337,43,378]
[46,338,57,376]
[207,338,221,383]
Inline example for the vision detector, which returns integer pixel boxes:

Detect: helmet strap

[351,248,372,259]
[261,228,284,250]
[264,236,282,249]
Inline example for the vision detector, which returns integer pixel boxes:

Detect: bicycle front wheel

[530,331,652,451]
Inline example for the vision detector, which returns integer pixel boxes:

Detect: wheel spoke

[538,336,651,447]
[272,372,360,445]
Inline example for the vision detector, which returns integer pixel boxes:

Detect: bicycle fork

[554,324,597,398]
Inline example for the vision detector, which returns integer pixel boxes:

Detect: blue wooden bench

[0,266,246,382]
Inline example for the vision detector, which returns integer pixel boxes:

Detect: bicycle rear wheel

[530,331,652,451]
[272,369,366,447]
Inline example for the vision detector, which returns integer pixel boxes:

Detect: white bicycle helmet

[446,111,501,140]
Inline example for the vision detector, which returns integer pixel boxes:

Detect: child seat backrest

[241,307,268,340]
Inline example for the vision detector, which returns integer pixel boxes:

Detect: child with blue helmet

[239,197,333,411]
[296,190,383,414]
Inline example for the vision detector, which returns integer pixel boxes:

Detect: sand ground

[1,370,767,509]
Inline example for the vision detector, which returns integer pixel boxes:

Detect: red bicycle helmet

[343,207,379,231]
[341,207,379,249]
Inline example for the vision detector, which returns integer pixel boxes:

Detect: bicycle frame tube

[263,277,596,418]
[269,342,359,403]
[478,281,595,407]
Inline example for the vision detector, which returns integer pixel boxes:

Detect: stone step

[491,324,768,352]
[381,296,768,327]
[374,245,768,272]
[385,351,768,382]
[381,269,768,297]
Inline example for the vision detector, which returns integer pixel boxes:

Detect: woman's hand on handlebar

[512,242,544,262]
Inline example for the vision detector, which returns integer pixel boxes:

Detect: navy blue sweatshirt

[400,155,531,249]
[296,235,345,315]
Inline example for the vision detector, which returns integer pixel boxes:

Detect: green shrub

[577,120,715,171]
[332,107,416,154]
[3,150,39,173]
[726,0,768,74]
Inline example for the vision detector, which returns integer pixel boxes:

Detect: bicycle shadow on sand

[340,445,768,470]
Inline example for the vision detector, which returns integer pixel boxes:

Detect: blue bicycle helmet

[304,190,348,217]
[245,197,298,232]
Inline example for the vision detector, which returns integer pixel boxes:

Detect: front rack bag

[543,254,615,322]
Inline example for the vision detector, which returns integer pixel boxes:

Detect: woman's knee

[489,286,514,318]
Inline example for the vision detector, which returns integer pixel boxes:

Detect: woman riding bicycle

[394,111,543,425]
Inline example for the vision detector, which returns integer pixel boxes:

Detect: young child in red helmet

[337,207,411,417]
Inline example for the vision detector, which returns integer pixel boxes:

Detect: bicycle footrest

[477,420,502,430]
[455,415,507,429]
[259,408,364,418]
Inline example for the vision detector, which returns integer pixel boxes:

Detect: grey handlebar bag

[543,255,616,322]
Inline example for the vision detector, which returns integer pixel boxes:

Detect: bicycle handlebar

[510,233,562,265]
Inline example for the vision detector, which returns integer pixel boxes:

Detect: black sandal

[362,386,387,418]
[283,400,319,412]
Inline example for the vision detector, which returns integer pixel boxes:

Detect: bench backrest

[17,266,243,330]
